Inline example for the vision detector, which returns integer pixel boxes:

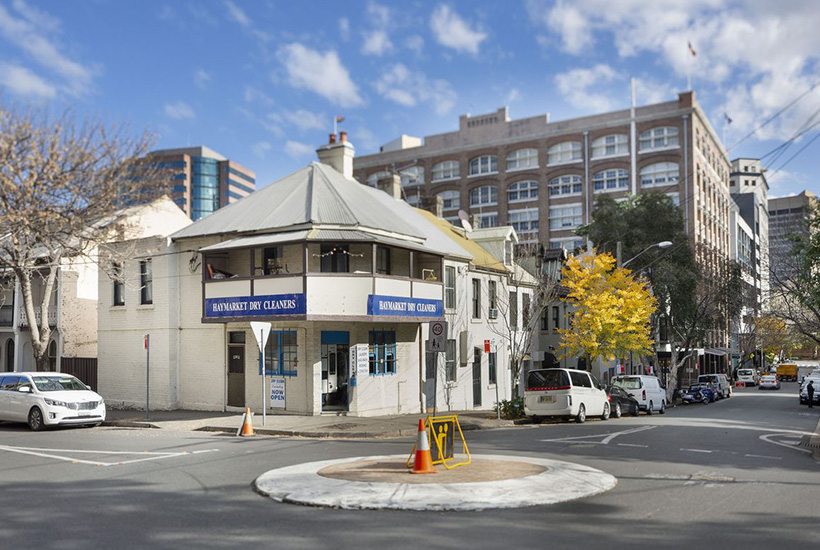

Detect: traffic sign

[427,320,447,352]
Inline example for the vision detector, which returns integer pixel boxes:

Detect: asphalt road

[0,383,817,550]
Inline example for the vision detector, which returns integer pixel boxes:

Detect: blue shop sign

[368,295,443,317]
[205,294,306,318]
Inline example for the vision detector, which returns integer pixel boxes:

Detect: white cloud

[374,63,457,115]
[244,86,276,106]
[362,30,393,56]
[282,109,326,131]
[224,0,250,27]
[430,5,487,55]
[285,140,315,159]
[193,69,211,90]
[339,18,350,41]
[164,101,196,119]
[252,141,272,158]
[0,61,56,99]
[0,3,94,96]
[554,64,620,112]
[406,35,425,55]
[505,88,521,104]
[278,43,363,108]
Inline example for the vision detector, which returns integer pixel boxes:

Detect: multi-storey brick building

[148,146,256,221]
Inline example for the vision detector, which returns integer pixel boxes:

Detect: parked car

[610,375,667,414]
[697,374,731,399]
[758,374,781,390]
[524,368,610,423]
[681,383,716,404]
[798,375,820,405]
[0,373,105,431]
[605,385,640,418]
[736,368,758,387]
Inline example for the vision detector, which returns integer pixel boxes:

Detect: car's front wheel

[613,402,622,418]
[575,404,586,423]
[28,407,45,431]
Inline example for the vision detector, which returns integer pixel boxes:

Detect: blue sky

[1,0,819,198]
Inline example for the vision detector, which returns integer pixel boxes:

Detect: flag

[335,115,345,123]
[724,113,732,124]
[688,41,697,57]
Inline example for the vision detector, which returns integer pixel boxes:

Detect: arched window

[591,134,628,158]
[469,186,498,207]
[366,170,391,188]
[639,127,679,151]
[5,339,13,372]
[431,160,460,182]
[507,181,538,202]
[547,141,582,165]
[592,169,629,192]
[437,190,460,210]
[506,149,538,170]
[468,155,498,176]
[640,163,680,187]
[399,166,424,186]
[548,174,583,197]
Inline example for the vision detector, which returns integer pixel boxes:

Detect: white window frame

[474,212,499,229]
[640,162,680,187]
[548,174,583,197]
[437,190,460,210]
[592,169,629,193]
[468,155,498,177]
[591,134,628,159]
[508,208,539,242]
[549,237,584,251]
[506,148,538,171]
[547,141,582,166]
[470,185,498,207]
[366,170,391,188]
[639,126,679,152]
[549,203,583,231]
[666,192,681,206]
[431,160,460,182]
[399,166,424,187]
[507,180,538,203]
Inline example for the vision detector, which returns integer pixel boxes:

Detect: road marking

[744,454,782,460]
[681,448,712,453]
[0,445,218,466]
[759,434,811,454]
[616,443,649,448]
[541,425,657,445]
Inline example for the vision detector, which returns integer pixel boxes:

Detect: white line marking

[759,433,811,454]
[617,443,649,448]
[541,425,657,445]
[681,448,713,453]
[0,445,200,466]
[744,454,782,460]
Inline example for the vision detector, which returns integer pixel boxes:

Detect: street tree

[557,251,657,368]
[0,105,167,371]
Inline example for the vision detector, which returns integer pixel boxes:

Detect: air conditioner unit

[488,308,498,319]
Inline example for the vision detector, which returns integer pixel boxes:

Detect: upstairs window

[592,169,629,192]
[508,208,539,242]
[400,166,424,187]
[591,134,628,158]
[445,266,456,310]
[506,148,538,170]
[547,141,582,165]
[112,262,125,306]
[472,279,481,319]
[468,155,498,176]
[139,259,153,305]
[640,163,680,187]
[320,244,349,273]
[432,160,460,181]
[470,186,498,207]
[508,180,538,202]
[438,190,460,210]
[548,174,583,197]
[549,204,583,230]
[639,127,679,151]
[366,170,391,188]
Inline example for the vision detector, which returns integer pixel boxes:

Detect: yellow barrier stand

[406,414,471,471]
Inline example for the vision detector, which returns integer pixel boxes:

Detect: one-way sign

[427,320,447,352]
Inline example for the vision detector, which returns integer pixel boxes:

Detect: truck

[776,363,798,382]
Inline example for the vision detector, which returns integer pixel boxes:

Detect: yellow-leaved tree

[558,252,657,367]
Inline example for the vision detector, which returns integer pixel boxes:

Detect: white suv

[0,372,105,430]
[736,368,758,387]
[524,368,609,423]
[610,375,667,414]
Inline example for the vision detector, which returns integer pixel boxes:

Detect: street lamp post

[618,241,673,375]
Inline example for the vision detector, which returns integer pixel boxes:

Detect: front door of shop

[472,347,482,407]
[227,333,245,408]
[321,332,350,411]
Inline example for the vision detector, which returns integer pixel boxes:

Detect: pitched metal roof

[172,162,424,240]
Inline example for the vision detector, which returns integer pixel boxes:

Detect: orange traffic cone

[410,418,436,474]
[239,407,255,437]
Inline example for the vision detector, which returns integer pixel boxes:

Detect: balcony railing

[19,307,58,328]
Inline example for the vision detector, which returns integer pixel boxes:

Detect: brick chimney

[376,173,402,200]
[419,194,444,218]
[316,132,355,179]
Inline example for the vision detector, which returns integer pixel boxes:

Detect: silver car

[0,373,105,431]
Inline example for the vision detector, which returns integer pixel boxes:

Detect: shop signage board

[270,377,286,409]
[367,295,443,317]
[204,293,306,319]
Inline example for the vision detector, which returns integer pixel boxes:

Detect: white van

[698,373,731,399]
[524,368,609,423]
[610,375,666,414]
[736,368,758,387]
